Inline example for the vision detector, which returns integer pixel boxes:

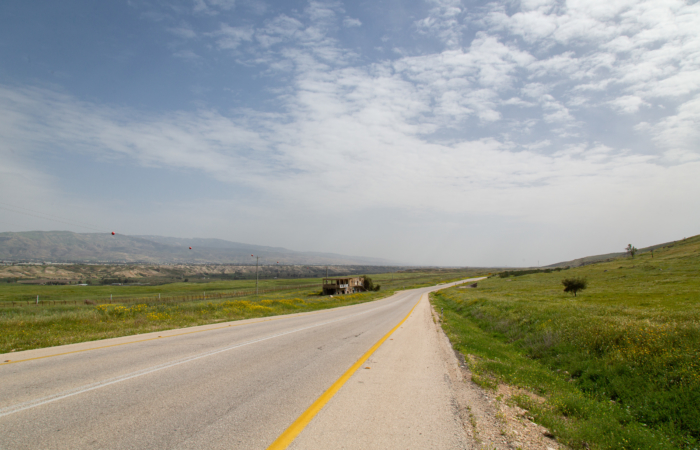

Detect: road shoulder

[431,302,565,450]
[288,293,471,449]
[287,282,564,450]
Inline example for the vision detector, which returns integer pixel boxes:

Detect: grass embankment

[432,235,700,450]
[1,270,483,354]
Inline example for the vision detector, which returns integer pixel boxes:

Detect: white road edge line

[0,296,408,418]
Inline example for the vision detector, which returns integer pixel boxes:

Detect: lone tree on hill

[625,244,638,258]
[562,277,588,297]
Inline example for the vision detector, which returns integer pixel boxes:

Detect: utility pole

[255,255,259,295]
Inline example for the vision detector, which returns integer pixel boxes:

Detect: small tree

[363,276,381,292]
[625,244,638,258]
[562,277,588,297]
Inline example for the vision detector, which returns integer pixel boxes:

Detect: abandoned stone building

[322,276,365,295]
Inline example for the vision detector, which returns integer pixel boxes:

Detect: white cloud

[305,1,341,23]
[0,86,271,186]
[208,0,236,10]
[415,0,465,49]
[522,139,551,150]
[653,95,700,160]
[2,80,696,230]
[173,49,201,60]
[519,0,558,13]
[194,0,237,15]
[608,95,648,113]
[386,34,535,126]
[634,121,651,132]
[255,15,305,48]
[212,24,254,49]
[342,17,361,28]
[501,97,535,107]
[193,0,212,15]
[526,51,579,78]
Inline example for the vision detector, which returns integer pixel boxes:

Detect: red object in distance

[189,247,192,250]
[111,232,115,235]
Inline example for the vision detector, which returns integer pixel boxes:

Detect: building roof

[322,276,364,281]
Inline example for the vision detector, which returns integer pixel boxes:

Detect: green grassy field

[0,269,484,354]
[0,269,480,304]
[0,277,320,304]
[431,235,700,450]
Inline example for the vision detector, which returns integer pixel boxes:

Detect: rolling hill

[544,239,682,268]
[0,231,398,265]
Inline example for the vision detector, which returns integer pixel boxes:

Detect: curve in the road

[0,278,483,450]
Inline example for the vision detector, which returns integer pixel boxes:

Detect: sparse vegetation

[432,234,700,450]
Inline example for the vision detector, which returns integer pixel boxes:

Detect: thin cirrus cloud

[0,0,699,265]
[0,86,271,183]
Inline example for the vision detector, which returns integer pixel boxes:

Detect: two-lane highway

[1,280,480,449]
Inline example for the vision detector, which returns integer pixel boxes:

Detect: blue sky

[1,0,699,266]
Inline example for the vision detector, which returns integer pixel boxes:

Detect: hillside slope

[546,239,681,268]
[433,233,700,449]
[0,231,398,265]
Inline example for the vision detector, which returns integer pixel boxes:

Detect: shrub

[363,276,376,291]
[562,277,588,297]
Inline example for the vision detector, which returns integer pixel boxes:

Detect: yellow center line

[266,292,425,450]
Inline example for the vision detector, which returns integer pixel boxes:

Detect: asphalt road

[0,280,479,449]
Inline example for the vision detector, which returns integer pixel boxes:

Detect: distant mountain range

[0,231,399,265]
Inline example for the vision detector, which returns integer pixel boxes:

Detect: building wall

[323,276,365,295]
